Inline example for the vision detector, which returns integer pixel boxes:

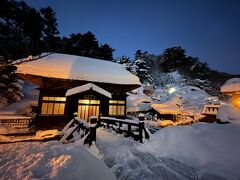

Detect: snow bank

[217,104,240,125]
[221,78,240,93]
[140,123,240,178]
[16,53,140,86]
[95,126,240,179]
[0,140,116,180]
[66,83,112,98]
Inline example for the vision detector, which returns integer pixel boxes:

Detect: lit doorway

[77,99,100,121]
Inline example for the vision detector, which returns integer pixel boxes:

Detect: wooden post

[138,113,145,143]
[118,122,122,133]
[127,124,131,137]
[89,116,97,145]
[139,121,144,143]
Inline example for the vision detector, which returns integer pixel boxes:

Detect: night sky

[26,0,240,74]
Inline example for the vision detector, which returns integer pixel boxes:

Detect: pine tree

[133,50,153,83]
[117,55,135,73]
[40,7,59,51]
[160,46,186,72]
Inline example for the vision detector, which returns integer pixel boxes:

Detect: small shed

[221,78,240,109]
[16,53,141,129]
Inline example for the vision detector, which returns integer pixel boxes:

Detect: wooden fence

[60,116,97,146]
[0,117,32,128]
[99,117,150,143]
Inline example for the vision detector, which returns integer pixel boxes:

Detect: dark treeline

[0,0,114,61]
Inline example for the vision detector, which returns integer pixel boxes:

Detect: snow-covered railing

[60,114,97,145]
[202,104,221,115]
[100,116,150,143]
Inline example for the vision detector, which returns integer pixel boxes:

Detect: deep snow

[0,140,116,180]
[94,123,240,180]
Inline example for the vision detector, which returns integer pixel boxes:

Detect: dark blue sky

[26,0,240,74]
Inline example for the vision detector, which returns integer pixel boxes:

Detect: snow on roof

[66,83,112,98]
[221,78,240,93]
[16,53,141,86]
[151,96,182,115]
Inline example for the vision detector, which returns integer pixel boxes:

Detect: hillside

[119,47,240,99]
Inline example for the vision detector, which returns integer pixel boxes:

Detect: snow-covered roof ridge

[221,78,240,93]
[16,53,141,86]
[66,83,112,98]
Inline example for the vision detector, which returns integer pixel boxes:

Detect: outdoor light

[169,87,176,94]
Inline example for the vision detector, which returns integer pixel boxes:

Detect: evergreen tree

[40,7,59,51]
[0,0,44,60]
[60,32,114,61]
[98,44,114,61]
[134,50,153,83]
[117,55,135,73]
[160,46,186,72]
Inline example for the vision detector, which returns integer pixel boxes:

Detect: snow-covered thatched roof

[221,78,240,94]
[16,53,141,86]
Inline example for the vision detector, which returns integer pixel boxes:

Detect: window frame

[109,100,126,116]
[40,96,66,116]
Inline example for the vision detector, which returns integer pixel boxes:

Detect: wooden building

[16,53,141,129]
[221,78,240,109]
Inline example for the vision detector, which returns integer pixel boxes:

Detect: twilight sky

[26,0,240,74]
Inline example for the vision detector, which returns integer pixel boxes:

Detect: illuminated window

[41,96,66,115]
[109,100,125,116]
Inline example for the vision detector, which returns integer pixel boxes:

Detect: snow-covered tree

[117,55,136,74]
[134,50,153,83]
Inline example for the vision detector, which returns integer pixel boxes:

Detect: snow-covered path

[95,124,240,180]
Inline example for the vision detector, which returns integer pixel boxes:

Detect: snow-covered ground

[1,122,240,180]
[94,123,240,180]
[0,140,116,180]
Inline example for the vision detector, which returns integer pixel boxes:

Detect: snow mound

[16,53,140,86]
[217,104,240,125]
[140,123,240,178]
[221,78,240,93]
[0,141,116,180]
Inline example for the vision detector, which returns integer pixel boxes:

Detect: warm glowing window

[109,100,125,116]
[41,96,66,115]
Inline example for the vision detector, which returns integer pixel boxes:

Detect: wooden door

[77,99,100,121]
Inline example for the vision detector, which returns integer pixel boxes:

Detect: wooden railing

[99,117,150,143]
[60,115,97,146]
[0,117,32,128]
